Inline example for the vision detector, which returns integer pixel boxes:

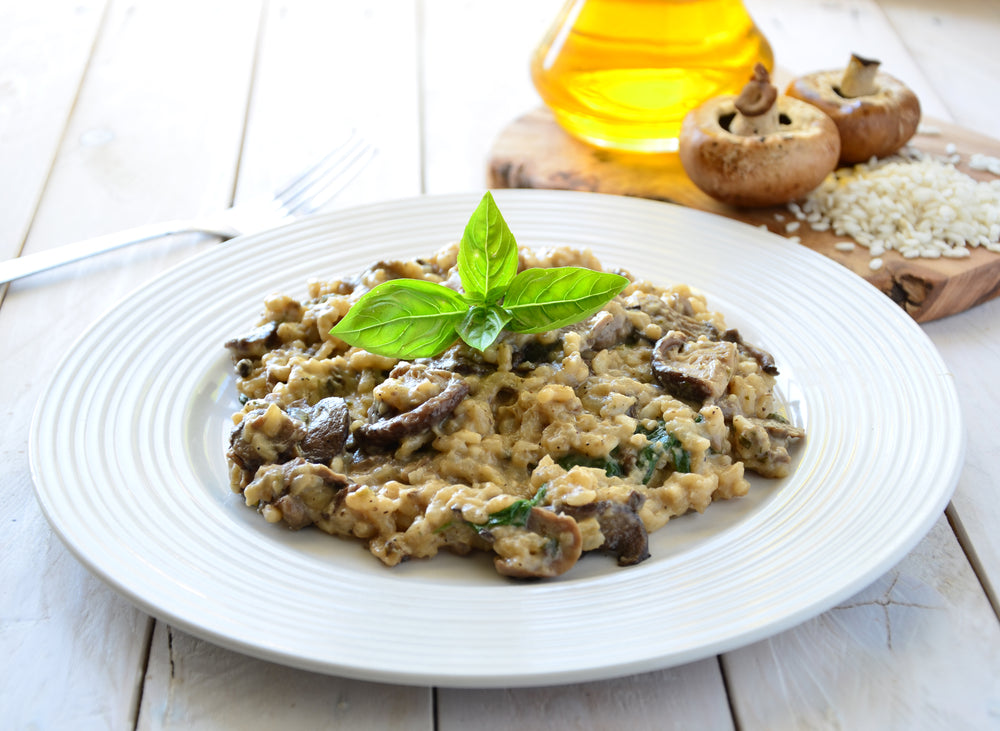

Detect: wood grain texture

[878,0,1000,140]
[438,659,735,731]
[4,1,1000,728]
[420,0,564,194]
[134,2,432,724]
[925,294,1000,614]
[233,0,422,209]
[723,517,1000,730]
[488,107,1000,322]
[0,1,263,727]
[0,0,107,263]
[137,625,432,730]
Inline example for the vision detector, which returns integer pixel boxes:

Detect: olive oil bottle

[531,0,773,152]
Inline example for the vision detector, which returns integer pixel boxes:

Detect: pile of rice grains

[775,136,1000,271]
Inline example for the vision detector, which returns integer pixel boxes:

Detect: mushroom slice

[356,377,470,450]
[561,492,650,566]
[786,54,921,164]
[652,331,737,404]
[228,402,306,475]
[573,304,635,352]
[491,507,583,579]
[721,328,779,375]
[224,320,280,361]
[297,397,350,463]
[731,415,806,478]
[679,64,840,207]
[245,458,352,530]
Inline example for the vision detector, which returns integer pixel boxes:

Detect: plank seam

[945,501,1000,623]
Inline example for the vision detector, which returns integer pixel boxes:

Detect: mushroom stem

[840,53,881,98]
[730,64,780,136]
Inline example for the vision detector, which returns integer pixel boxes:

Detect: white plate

[30,190,963,688]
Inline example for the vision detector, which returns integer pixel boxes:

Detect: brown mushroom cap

[785,69,921,164]
[678,95,841,208]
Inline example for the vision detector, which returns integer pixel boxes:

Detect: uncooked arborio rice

[789,148,1000,268]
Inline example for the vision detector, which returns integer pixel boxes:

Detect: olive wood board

[488,107,1000,323]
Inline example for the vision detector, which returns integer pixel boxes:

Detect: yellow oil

[531,0,773,152]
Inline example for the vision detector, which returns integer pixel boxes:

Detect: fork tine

[276,134,375,216]
[287,144,376,216]
[274,130,362,200]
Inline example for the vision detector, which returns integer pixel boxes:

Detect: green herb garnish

[637,422,692,484]
[472,485,548,534]
[557,452,623,477]
[329,192,629,359]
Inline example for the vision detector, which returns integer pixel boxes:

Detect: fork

[0,132,375,285]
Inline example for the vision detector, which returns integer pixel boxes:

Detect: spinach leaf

[638,423,691,483]
[557,452,623,477]
[472,485,548,533]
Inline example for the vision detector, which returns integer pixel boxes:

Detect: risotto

[224,243,803,579]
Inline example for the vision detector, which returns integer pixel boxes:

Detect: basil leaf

[456,304,511,352]
[457,191,519,304]
[329,279,466,359]
[504,267,629,334]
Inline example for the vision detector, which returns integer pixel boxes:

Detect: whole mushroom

[679,64,841,208]
[785,54,921,164]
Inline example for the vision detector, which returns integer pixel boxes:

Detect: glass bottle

[531,0,774,153]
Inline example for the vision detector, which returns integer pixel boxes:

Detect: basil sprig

[329,192,629,359]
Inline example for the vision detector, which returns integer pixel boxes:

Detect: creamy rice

[224,244,803,578]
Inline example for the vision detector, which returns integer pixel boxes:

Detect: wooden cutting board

[488,107,1000,323]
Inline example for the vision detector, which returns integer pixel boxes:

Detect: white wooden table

[3,1,999,728]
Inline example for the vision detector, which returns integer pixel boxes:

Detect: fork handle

[0,218,238,285]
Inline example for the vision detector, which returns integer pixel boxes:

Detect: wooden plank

[745,0,950,119]
[420,0,564,194]
[232,0,422,209]
[924,295,1000,614]
[722,517,1000,729]
[134,2,431,726]
[0,1,262,728]
[137,625,431,730]
[438,660,735,731]
[878,0,1000,139]
[0,0,107,262]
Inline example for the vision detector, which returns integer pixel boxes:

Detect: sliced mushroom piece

[786,54,921,164]
[580,305,635,351]
[721,328,779,375]
[561,492,650,566]
[298,397,350,463]
[679,64,841,207]
[224,320,280,361]
[355,378,470,450]
[227,402,306,474]
[731,414,806,478]
[652,331,738,403]
[423,342,495,376]
[247,458,352,530]
[491,507,583,578]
